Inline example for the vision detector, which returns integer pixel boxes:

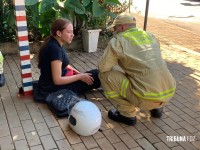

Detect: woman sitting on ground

[35,18,100,100]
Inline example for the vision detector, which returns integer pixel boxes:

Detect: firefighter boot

[108,109,136,125]
[150,107,163,118]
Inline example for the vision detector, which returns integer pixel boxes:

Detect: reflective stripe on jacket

[0,51,3,63]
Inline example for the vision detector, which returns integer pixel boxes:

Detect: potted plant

[75,0,121,53]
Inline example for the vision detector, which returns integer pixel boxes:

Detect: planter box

[82,29,101,53]
[0,35,108,55]
[0,42,43,55]
[0,39,83,55]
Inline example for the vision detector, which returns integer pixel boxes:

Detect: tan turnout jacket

[99,28,176,102]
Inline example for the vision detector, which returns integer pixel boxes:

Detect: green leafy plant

[0,0,128,42]
[76,0,121,29]
[0,0,16,42]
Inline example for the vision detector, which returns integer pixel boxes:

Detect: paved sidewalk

[0,15,200,150]
[134,14,200,53]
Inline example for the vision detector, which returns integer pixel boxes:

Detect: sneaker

[108,109,136,125]
[0,73,5,87]
[150,107,163,118]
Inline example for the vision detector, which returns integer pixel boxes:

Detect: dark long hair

[38,18,72,68]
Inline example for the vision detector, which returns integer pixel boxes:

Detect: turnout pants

[99,70,165,117]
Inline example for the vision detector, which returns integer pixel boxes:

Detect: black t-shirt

[38,37,70,95]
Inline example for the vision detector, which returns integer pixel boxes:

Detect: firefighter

[0,51,5,87]
[98,13,176,125]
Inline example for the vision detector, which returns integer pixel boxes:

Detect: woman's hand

[79,73,94,85]
[52,61,94,85]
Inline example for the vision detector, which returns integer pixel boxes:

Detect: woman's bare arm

[51,60,94,85]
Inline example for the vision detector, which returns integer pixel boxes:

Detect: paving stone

[118,133,139,149]
[64,130,82,144]
[181,107,200,119]
[113,141,129,150]
[35,122,50,137]
[0,100,4,110]
[21,120,35,133]
[183,101,199,111]
[162,118,182,130]
[4,104,17,117]
[56,139,72,150]
[40,135,57,150]
[101,111,111,123]
[171,146,185,150]
[26,103,40,113]
[30,145,44,150]
[96,137,115,150]
[57,118,71,131]
[192,140,200,150]
[98,98,112,107]
[14,101,27,110]
[193,132,200,141]
[176,128,195,137]
[14,139,29,150]
[144,122,163,135]
[0,136,15,150]
[100,119,111,131]
[134,121,148,131]
[25,131,41,147]
[178,121,198,133]
[151,118,166,127]
[160,125,179,136]
[165,111,183,122]
[179,113,199,126]
[130,147,143,150]
[136,138,156,150]
[102,129,121,144]
[166,104,185,115]
[17,109,31,121]
[0,123,10,138]
[89,148,101,150]
[124,126,143,140]
[92,130,105,139]
[30,111,45,124]
[194,124,200,131]
[44,115,59,128]
[38,104,53,117]
[11,126,25,141]
[50,127,65,141]
[7,114,21,128]
[170,100,186,109]
[140,129,161,143]
[71,143,87,150]
[107,122,126,135]
[93,101,107,112]
[81,136,98,149]
[0,109,7,125]
[153,142,171,150]
[177,141,198,150]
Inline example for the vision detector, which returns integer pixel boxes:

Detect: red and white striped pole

[14,0,33,96]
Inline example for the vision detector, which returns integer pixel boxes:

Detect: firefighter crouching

[98,13,176,126]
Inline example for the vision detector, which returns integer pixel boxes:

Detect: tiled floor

[0,43,200,150]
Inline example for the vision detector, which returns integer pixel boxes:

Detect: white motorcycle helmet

[68,101,102,136]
